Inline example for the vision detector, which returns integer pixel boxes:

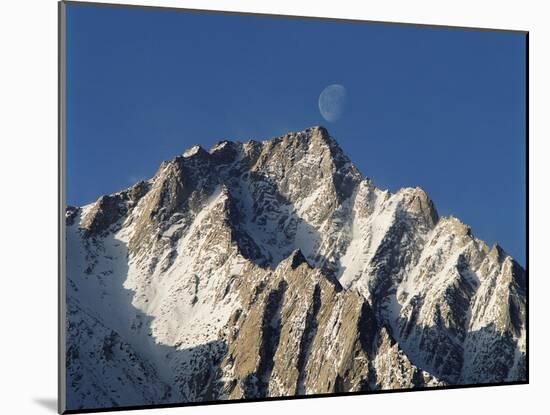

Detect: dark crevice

[253,280,287,397]
[295,283,322,394]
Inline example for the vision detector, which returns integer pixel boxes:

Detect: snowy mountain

[65,126,526,410]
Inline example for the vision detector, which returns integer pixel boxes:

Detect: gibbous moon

[319,84,346,122]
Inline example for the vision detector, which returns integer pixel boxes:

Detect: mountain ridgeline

[65,126,526,410]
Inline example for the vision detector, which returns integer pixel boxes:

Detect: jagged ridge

[65,126,526,410]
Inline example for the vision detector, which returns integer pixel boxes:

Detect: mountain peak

[288,249,311,269]
[489,243,508,263]
[182,144,211,160]
[66,126,526,407]
[305,125,330,139]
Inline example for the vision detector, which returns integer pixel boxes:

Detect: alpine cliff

[65,126,526,410]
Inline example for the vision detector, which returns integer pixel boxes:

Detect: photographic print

[59,1,528,413]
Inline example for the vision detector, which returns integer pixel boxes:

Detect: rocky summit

[65,126,526,410]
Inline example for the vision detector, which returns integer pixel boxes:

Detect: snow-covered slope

[65,126,526,411]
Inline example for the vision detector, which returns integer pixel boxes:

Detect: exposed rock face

[65,126,526,411]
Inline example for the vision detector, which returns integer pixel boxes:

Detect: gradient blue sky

[65,3,526,264]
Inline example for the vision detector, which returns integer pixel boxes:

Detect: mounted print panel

[59,1,528,413]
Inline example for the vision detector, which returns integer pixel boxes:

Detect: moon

[318,84,346,122]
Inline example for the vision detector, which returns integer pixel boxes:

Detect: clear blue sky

[65,3,526,265]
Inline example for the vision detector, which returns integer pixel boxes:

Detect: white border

[1,1,546,414]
